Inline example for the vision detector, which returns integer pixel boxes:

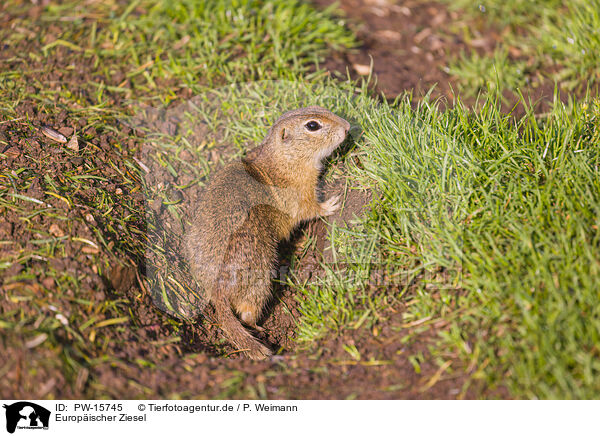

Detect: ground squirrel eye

[305,120,321,132]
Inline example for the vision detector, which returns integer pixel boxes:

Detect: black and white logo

[3,402,50,434]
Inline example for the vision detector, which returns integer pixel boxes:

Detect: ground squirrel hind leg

[237,303,264,332]
[233,282,271,331]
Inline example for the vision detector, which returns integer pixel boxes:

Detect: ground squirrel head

[248,106,351,171]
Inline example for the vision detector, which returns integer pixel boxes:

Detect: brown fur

[184,106,350,359]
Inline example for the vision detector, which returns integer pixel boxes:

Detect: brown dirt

[0,0,509,400]
[313,0,582,114]
[315,0,466,101]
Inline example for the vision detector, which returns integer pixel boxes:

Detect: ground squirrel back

[184,106,350,359]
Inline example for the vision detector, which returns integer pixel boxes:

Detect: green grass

[295,93,600,398]
[447,48,530,98]
[41,0,353,99]
[3,0,353,110]
[442,0,564,28]
[441,0,600,95]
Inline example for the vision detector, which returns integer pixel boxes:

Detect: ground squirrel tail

[212,293,272,360]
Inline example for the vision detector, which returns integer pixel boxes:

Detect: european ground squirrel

[184,106,350,359]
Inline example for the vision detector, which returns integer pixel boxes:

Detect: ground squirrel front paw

[320,194,341,217]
